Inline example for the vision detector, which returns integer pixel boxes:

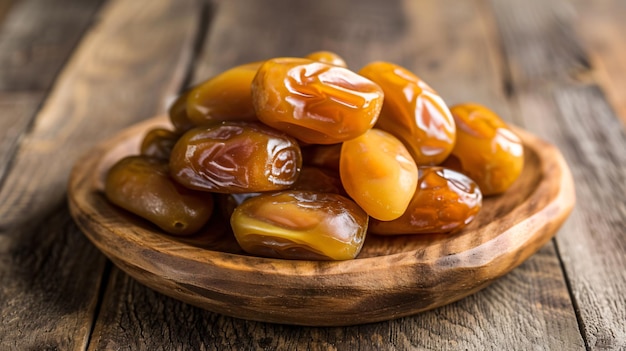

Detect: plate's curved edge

[68,118,576,277]
[67,117,576,325]
[433,127,575,272]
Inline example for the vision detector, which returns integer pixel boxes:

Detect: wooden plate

[67,116,575,326]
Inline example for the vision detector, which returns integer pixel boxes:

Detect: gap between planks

[488,0,626,348]
[0,0,203,349]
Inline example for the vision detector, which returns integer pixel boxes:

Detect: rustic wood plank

[89,245,582,350]
[515,85,626,350]
[488,0,591,90]
[489,0,626,348]
[568,0,626,125]
[193,0,514,119]
[0,0,14,26]
[0,0,105,190]
[0,0,200,227]
[0,0,105,91]
[0,0,201,349]
[0,206,107,351]
[0,92,42,178]
[87,0,584,348]
[0,1,106,348]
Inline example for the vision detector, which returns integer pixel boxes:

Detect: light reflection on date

[369,167,482,235]
[230,191,368,260]
[169,122,302,193]
[105,155,214,236]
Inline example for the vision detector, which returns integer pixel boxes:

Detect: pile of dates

[105,51,524,261]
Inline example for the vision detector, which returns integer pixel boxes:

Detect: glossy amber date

[140,128,179,160]
[214,166,344,221]
[186,62,263,125]
[444,103,524,195]
[358,61,456,165]
[305,50,347,67]
[251,58,384,144]
[340,128,418,221]
[105,156,214,236]
[216,167,344,221]
[230,191,368,260]
[169,122,302,193]
[168,90,195,133]
[369,167,482,235]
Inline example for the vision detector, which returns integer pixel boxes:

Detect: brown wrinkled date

[231,191,368,260]
[215,167,345,223]
[443,103,524,195]
[369,167,482,235]
[186,62,263,125]
[105,156,214,236]
[251,58,384,144]
[359,61,456,165]
[140,128,179,160]
[168,90,196,133]
[103,51,527,261]
[169,122,302,193]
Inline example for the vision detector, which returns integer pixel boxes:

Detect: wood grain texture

[0,0,201,349]
[490,0,626,348]
[0,92,42,178]
[192,0,414,79]
[87,244,582,351]
[515,86,626,350]
[0,1,106,349]
[569,0,626,125]
[0,0,200,228]
[0,0,14,26]
[488,0,591,89]
[0,206,107,351]
[193,0,511,114]
[0,0,105,91]
[0,0,104,190]
[8,0,625,347]
[80,0,586,348]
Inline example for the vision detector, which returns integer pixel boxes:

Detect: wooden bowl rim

[67,116,576,325]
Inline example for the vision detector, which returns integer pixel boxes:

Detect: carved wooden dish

[68,116,575,326]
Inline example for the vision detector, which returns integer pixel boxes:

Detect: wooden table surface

[1,0,624,349]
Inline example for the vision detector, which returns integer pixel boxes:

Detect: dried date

[169,122,302,193]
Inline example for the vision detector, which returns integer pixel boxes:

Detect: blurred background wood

[0,0,200,349]
[0,0,624,349]
[490,0,626,347]
[0,0,14,25]
[569,0,626,125]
